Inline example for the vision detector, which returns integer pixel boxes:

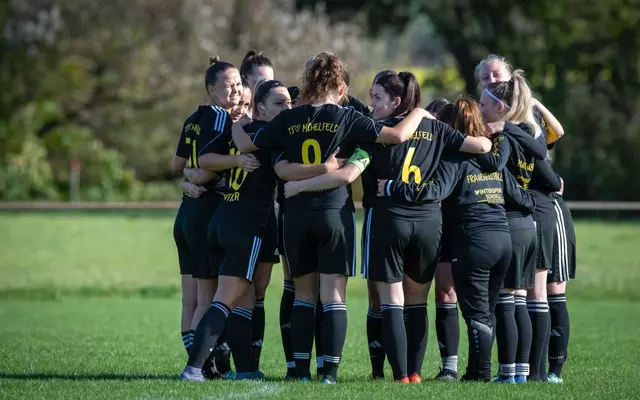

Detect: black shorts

[438,217,454,264]
[534,218,556,272]
[362,208,442,284]
[548,197,577,283]
[173,199,191,275]
[208,210,266,281]
[179,195,219,279]
[503,217,537,290]
[276,205,285,256]
[282,208,356,278]
[259,208,280,264]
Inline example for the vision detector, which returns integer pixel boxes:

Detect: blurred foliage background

[1,0,638,201]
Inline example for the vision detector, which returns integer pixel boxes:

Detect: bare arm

[459,136,492,154]
[376,108,435,144]
[231,118,259,153]
[273,148,346,181]
[172,156,187,174]
[179,177,207,198]
[198,153,260,172]
[534,99,565,143]
[183,168,217,185]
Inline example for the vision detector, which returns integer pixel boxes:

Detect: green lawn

[0,211,639,399]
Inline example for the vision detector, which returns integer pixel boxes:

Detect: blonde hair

[485,70,541,138]
[474,54,513,82]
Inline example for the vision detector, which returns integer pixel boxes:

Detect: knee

[435,286,457,303]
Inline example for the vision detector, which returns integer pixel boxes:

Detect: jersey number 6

[301,138,321,165]
[401,147,422,184]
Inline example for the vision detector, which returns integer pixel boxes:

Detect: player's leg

[366,280,385,379]
[362,208,385,379]
[316,209,357,384]
[434,262,460,380]
[527,220,553,381]
[515,222,536,383]
[284,211,318,382]
[228,284,257,380]
[280,261,296,379]
[546,197,574,383]
[403,214,441,383]
[174,202,197,354]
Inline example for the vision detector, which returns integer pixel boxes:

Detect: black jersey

[475,122,546,190]
[344,95,372,117]
[529,158,563,221]
[503,168,536,217]
[175,105,230,195]
[201,120,277,224]
[252,104,383,211]
[360,116,466,219]
[385,154,508,233]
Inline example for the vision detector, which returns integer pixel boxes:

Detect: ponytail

[486,70,541,138]
[451,97,485,137]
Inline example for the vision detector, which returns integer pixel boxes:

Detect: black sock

[405,303,428,376]
[435,302,459,373]
[515,295,531,377]
[495,294,517,378]
[527,300,550,381]
[366,306,385,378]
[382,304,408,380]
[187,302,231,368]
[291,300,316,379]
[252,298,265,372]
[214,330,231,374]
[315,297,324,375]
[548,294,569,377]
[322,302,348,381]
[465,319,493,381]
[228,307,254,374]
[182,330,192,355]
[280,280,296,375]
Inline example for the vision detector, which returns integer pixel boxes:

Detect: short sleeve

[436,121,466,153]
[343,109,384,144]
[253,112,286,151]
[175,122,189,158]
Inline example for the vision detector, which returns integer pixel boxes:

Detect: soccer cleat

[547,373,564,384]
[222,370,237,380]
[298,376,312,383]
[252,370,266,380]
[408,373,422,384]
[435,369,458,381]
[394,377,410,384]
[180,368,205,382]
[514,375,528,384]
[492,375,516,384]
[233,372,255,381]
[370,372,385,380]
[284,370,297,381]
[320,376,337,384]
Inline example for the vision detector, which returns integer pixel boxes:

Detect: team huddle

[172,50,576,384]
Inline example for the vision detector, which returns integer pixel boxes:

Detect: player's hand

[185,182,207,198]
[284,181,303,199]
[324,147,347,172]
[237,113,252,126]
[377,179,388,197]
[183,167,198,183]
[556,177,564,195]
[485,121,505,137]
[237,154,260,172]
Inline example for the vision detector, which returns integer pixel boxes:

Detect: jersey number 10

[229,148,249,190]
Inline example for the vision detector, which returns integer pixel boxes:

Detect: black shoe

[284,369,297,381]
[461,373,490,382]
[202,364,223,380]
[434,369,458,381]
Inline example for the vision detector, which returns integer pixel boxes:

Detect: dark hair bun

[209,56,220,66]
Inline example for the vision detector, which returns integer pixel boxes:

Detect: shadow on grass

[0,372,177,381]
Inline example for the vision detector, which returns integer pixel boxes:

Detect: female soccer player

[476,54,575,383]
[230,78,252,122]
[379,98,512,382]
[425,98,451,117]
[478,70,549,383]
[283,74,492,383]
[231,52,433,384]
[240,50,275,92]
[180,80,289,381]
[172,56,244,359]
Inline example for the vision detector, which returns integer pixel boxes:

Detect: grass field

[1,210,639,399]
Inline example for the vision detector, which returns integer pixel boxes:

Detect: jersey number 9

[402,147,422,184]
[301,139,321,165]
